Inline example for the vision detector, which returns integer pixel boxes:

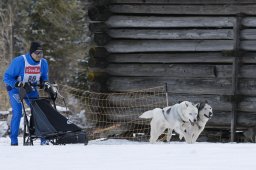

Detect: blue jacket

[3,52,48,88]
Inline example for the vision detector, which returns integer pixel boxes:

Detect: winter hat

[30,42,43,54]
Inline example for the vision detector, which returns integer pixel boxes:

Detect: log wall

[88,0,256,139]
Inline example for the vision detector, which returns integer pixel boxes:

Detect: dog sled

[19,83,88,146]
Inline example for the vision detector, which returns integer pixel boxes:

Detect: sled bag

[56,132,88,145]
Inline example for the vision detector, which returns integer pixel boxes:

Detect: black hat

[30,42,43,54]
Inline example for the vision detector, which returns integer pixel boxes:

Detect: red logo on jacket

[25,66,40,74]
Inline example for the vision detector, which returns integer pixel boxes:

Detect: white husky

[176,102,213,143]
[139,101,198,143]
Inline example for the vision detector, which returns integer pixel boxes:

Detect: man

[3,41,51,145]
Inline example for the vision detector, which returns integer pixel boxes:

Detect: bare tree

[0,3,14,65]
[0,1,15,111]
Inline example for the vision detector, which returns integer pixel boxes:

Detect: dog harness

[178,111,188,124]
[162,109,168,121]
[162,107,186,123]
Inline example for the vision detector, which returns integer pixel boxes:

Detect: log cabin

[87,0,256,142]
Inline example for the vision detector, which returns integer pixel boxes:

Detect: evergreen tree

[25,0,89,84]
[1,0,90,89]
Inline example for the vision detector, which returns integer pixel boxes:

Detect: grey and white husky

[139,101,198,143]
[175,102,213,143]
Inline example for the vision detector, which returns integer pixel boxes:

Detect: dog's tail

[139,108,162,119]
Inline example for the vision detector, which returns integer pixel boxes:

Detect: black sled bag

[31,99,88,145]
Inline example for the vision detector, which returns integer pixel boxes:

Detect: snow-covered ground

[1,137,256,170]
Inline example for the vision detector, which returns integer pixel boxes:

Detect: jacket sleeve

[3,57,23,88]
[40,58,49,82]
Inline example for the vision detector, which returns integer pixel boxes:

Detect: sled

[19,84,88,145]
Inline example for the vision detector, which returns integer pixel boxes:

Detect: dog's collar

[178,113,187,124]
[164,106,187,123]
[197,124,202,130]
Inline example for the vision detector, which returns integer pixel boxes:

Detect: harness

[177,108,188,124]
[162,107,172,122]
[162,107,186,123]
[162,109,168,121]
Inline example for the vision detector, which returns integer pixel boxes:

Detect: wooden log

[105,40,234,53]
[94,33,111,46]
[88,66,105,73]
[242,53,256,63]
[88,6,111,21]
[242,17,256,27]
[89,47,109,58]
[105,64,256,79]
[105,107,160,122]
[167,93,256,113]
[239,79,256,96]
[90,0,110,6]
[105,64,217,78]
[204,112,256,127]
[241,29,256,40]
[88,57,108,68]
[110,0,256,4]
[87,71,109,82]
[106,29,234,40]
[239,96,256,112]
[241,41,256,51]
[107,52,234,63]
[107,77,256,95]
[206,112,229,127]
[107,94,231,111]
[102,109,256,128]
[106,16,235,28]
[89,22,108,33]
[86,70,109,92]
[88,81,105,92]
[88,48,256,64]
[106,77,233,95]
[240,66,256,78]
[237,113,256,127]
[106,95,167,108]
[110,4,256,15]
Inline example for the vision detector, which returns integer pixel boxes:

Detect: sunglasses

[34,50,43,55]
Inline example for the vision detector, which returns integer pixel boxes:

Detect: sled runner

[19,83,88,145]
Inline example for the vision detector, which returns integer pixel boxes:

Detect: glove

[49,87,57,100]
[15,81,23,87]
[15,81,33,93]
[39,78,44,89]
[44,81,51,90]
[44,82,57,100]
[24,82,33,93]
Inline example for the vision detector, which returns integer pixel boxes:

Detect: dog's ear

[185,101,188,107]
[205,100,208,104]
[195,103,200,109]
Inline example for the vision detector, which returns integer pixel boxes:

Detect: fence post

[231,13,242,142]
[165,83,169,107]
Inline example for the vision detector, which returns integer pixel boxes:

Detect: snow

[0,111,9,115]
[1,137,256,170]
[0,121,8,136]
[56,105,69,112]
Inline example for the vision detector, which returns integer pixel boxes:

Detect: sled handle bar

[22,97,52,100]
[22,82,58,87]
